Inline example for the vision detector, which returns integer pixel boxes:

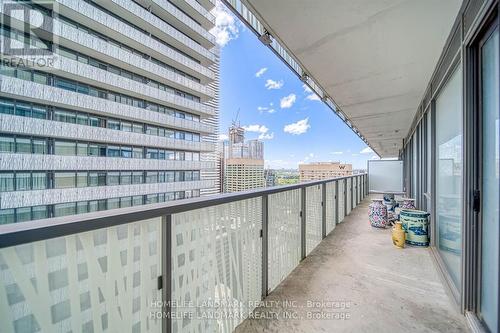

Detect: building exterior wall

[0,0,218,223]
[299,162,353,182]
[200,48,221,196]
[224,158,265,192]
[220,126,265,192]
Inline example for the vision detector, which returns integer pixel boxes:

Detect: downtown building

[221,124,265,192]
[0,0,219,224]
[299,162,352,182]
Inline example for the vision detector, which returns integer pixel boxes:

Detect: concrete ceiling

[244,0,462,157]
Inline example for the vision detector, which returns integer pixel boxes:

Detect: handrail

[0,174,367,248]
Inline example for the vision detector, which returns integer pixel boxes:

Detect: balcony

[0,0,498,331]
[0,153,214,172]
[0,180,215,210]
[56,0,216,65]
[0,114,216,153]
[0,2,216,82]
[0,175,469,332]
[95,0,217,48]
[169,0,216,30]
[1,76,217,126]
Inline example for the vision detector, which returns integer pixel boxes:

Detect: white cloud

[280,93,297,109]
[210,1,239,47]
[283,118,310,135]
[218,134,229,141]
[306,93,321,101]
[243,124,274,140]
[303,84,321,101]
[331,151,343,155]
[243,124,268,133]
[360,147,374,154]
[259,132,274,140]
[265,79,284,90]
[255,67,267,78]
[266,159,293,168]
[298,152,315,164]
[371,155,381,160]
[257,105,276,114]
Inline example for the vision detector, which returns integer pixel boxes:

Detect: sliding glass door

[479,24,499,333]
[435,67,463,291]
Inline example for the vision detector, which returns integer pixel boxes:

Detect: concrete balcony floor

[236,196,468,333]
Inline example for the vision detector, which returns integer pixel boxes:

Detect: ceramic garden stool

[368,199,388,228]
[395,197,416,220]
[400,198,416,210]
[400,209,430,246]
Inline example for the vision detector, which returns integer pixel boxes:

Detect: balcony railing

[0,174,367,333]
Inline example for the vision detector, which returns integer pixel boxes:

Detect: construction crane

[231,108,240,128]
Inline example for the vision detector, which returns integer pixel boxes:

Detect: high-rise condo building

[299,162,353,182]
[0,0,219,224]
[221,124,265,192]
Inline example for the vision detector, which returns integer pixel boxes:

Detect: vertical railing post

[361,175,363,199]
[352,177,355,207]
[344,179,347,216]
[366,174,369,196]
[322,183,326,238]
[356,176,358,203]
[335,181,339,224]
[355,176,358,204]
[364,174,366,197]
[357,176,360,204]
[163,214,172,333]
[363,174,365,197]
[363,175,365,199]
[351,177,354,211]
[361,176,363,200]
[300,187,306,260]
[261,194,268,299]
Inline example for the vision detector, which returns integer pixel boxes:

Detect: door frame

[464,3,499,331]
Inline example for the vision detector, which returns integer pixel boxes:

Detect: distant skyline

[212,2,380,170]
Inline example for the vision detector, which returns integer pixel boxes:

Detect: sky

[210,2,379,170]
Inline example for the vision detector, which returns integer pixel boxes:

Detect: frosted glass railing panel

[338,180,345,222]
[346,179,352,215]
[268,189,301,292]
[325,181,337,235]
[306,185,322,255]
[0,218,163,333]
[171,197,262,333]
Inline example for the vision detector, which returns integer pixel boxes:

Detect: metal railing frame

[0,173,367,333]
